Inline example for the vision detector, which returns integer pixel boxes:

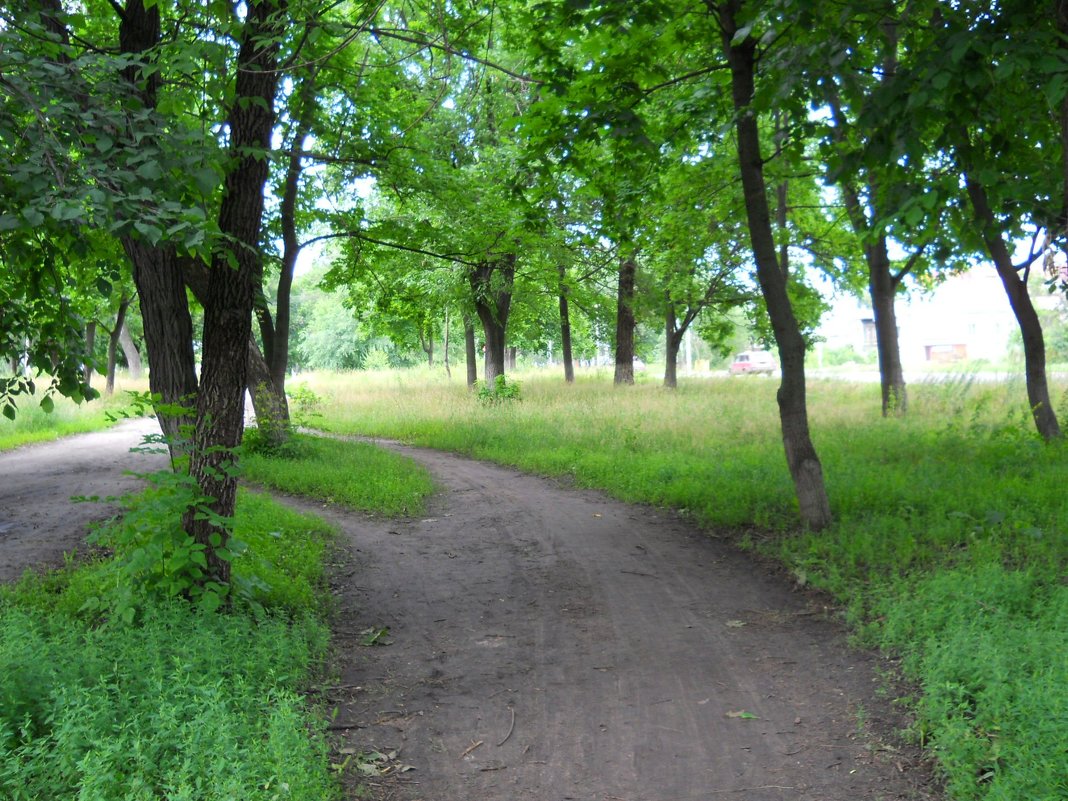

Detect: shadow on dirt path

[285,440,939,801]
[0,418,167,584]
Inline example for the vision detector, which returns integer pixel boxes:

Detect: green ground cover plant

[0,379,147,451]
[302,367,1068,801]
[0,491,338,800]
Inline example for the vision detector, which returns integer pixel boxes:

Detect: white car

[729,351,776,376]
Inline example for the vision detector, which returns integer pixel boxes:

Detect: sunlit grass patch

[241,432,434,517]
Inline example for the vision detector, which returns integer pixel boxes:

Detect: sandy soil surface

[0,418,167,583]
[298,441,938,801]
[0,425,937,800]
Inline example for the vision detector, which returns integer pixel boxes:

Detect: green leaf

[2,404,15,421]
[39,395,54,414]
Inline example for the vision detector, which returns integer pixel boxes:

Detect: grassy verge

[0,375,149,452]
[299,367,1067,801]
[242,433,434,517]
[0,428,434,800]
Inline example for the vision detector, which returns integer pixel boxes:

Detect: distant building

[817,268,1054,366]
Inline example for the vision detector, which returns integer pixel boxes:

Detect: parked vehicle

[729,350,776,376]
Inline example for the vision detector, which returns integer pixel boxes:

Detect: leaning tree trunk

[614,256,637,386]
[118,322,142,379]
[470,256,515,385]
[464,315,478,387]
[105,295,131,395]
[965,175,1062,441]
[182,0,284,586]
[559,265,575,383]
[868,239,908,415]
[719,1,832,530]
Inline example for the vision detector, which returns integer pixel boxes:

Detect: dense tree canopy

[5,0,1068,550]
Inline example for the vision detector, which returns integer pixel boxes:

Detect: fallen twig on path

[497,707,515,746]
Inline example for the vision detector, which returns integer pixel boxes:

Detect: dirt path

[0,418,167,583]
[0,426,935,799]
[302,442,936,801]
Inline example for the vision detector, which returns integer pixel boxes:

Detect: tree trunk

[719,1,832,530]
[965,175,1062,441]
[868,239,908,415]
[614,256,637,386]
[443,308,451,379]
[118,1,197,454]
[118,322,142,379]
[507,346,517,371]
[183,0,284,586]
[419,329,434,366]
[125,240,198,450]
[559,265,575,383]
[664,302,682,389]
[470,256,515,384]
[464,315,478,387]
[82,321,96,388]
[105,295,131,395]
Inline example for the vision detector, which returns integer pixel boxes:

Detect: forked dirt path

[300,440,936,801]
[0,425,936,800]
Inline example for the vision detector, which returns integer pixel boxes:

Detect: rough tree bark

[614,256,637,386]
[965,175,1062,441]
[182,0,285,585]
[559,265,575,384]
[470,255,515,384]
[464,315,478,387]
[117,1,198,452]
[717,0,832,530]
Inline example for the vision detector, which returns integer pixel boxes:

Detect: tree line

[3,0,1067,587]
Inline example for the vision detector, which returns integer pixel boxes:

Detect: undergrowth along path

[306,437,938,801]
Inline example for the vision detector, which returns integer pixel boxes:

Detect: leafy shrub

[476,374,522,406]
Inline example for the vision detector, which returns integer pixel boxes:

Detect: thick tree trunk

[965,176,1062,441]
[868,240,908,415]
[464,315,478,387]
[614,257,637,386]
[470,256,515,385]
[559,266,575,384]
[105,295,131,395]
[118,1,197,453]
[125,240,198,450]
[719,1,832,530]
[183,0,284,586]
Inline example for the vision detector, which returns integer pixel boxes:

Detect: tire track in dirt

[293,441,937,801]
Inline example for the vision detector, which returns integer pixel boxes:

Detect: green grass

[0,490,339,800]
[0,375,149,451]
[298,367,1068,801]
[242,432,434,517]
